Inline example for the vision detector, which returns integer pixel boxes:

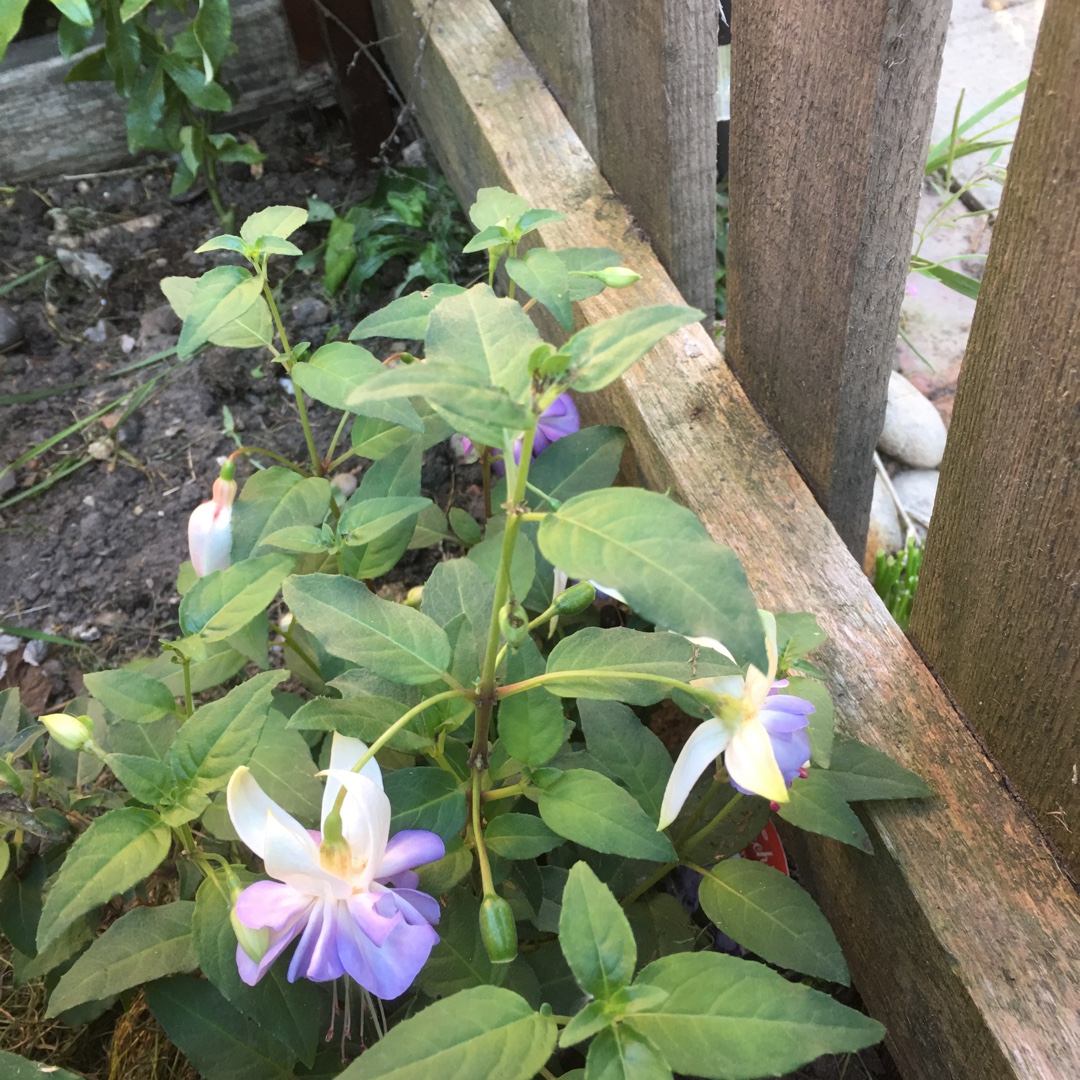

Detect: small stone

[290,297,330,327]
[331,472,358,499]
[82,495,96,508]
[891,469,939,533]
[72,624,102,642]
[878,371,948,469]
[23,639,47,666]
[863,473,903,576]
[0,301,24,351]
[57,249,114,287]
[120,334,137,353]
[84,319,108,343]
[88,438,112,460]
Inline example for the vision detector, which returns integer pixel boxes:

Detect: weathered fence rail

[367,0,1080,1077]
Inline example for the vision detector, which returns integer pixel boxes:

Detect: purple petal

[386,887,442,926]
[336,908,439,1000]
[379,830,445,879]
[235,881,312,933]
[760,698,815,734]
[234,888,313,986]
[348,891,402,947]
[287,901,345,983]
[536,394,579,446]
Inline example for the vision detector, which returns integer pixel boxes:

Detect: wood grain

[587,0,717,325]
[369,1,1080,1076]
[0,0,331,183]
[725,0,950,558]
[910,0,1080,874]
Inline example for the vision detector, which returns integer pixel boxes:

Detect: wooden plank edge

[369,1,1080,1078]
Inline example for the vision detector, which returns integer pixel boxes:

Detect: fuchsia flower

[462,392,580,471]
[226,733,444,998]
[657,613,814,828]
[188,461,237,576]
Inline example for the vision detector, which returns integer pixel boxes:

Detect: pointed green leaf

[287,695,433,753]
[339,496,430,547]
[292,342,422,428]
[560,247,623,301]
[560,862,635,1000]
[247,714,322,827]
[106,754,176,805]
[579,701,672,823]
[777,771,873,852]
[349,283,466,340]
[537,771,676,861]
[0,1049,84,1079]
[585,1024,672,1080]
[176,266,264,357]
[631,952,884,1079]
[83,668,177,724]
[239,205,308,244]
[785,677,835,767]
[527,426,628,508]
[335,985,556,1080]
[469,187,530,231]
[824,737,932,801]
[416,887,493,996]
[179,554,293,641]
[698,860,849,984]
[384,768,467,842]
[47,902,197,1017]
[246,476,331,559]
[483,814,562,860]
[37,808,171,952]
[285,574,451,685]
[568,306,702,392]
[52,0,93,26]
[506,248,572,330]
[469,529,536,602]
[538,488,766,670]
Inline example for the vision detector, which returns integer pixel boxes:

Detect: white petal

[725,719,789,803]
[683,633,735,662]
[743,665,773,714]
[759,609,779,682]
[227,767,291,860]
[263,805,345,899]
[321,733,382,826]
[188,502,231,577]
[657,719,731,831]
[322,770,391,889]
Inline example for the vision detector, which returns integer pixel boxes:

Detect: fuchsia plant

[3,191,931,1080]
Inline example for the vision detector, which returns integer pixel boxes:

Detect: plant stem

[182,654,194,718]
[498,669,702,701]
[679,791,744,858]
[470,426,537,764]
[323,412,351,470]
[481,447,493,520]
[472,769,495,896]
[229,445,310,475]
[264,282,322,474]
[620,861,678,907]
[482,781,529,803]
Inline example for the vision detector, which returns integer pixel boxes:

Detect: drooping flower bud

[499,599,530,650]
[572,266,642,289]
[552,581,596,616]
[188,460,237,577]
[40,713,95,752]
[225,867,271,964]
[479,894,518,964]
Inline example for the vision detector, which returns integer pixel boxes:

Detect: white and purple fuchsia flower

[462,392,580,473]
[188,460,237,577]
[226,733,444,998]
[657,612,815,830]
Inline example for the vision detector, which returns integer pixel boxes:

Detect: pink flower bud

[188,462,237,577]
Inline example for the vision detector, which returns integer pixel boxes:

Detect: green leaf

[83,669,176,724]
[449,507,482,546]
[179,554,293,641]
[537,771,676,861]
[145,975,292,1080]
[0,1049,85,1079]
[192,873,321,1066]
[560,862,635,999]
[585,1024,672,1080]
[823,737,932,801]
[288,695,433,753]
[176,266,263,357]
[425,283,540,401]
[0,841,8,881]
[416,887,493,996]
[192,0,230,77]
[568,306,702,392]
[247,714,322,826]
[914,261,981,300]
[196,234,246,255]
[545,628,732,707]
[538,488,766,671]
[246,477,331,560]
[384,768,467,842]
[47,902,197,1017]
[527,426,628,508]
[240,205,308,245]
[119,0,152,18]
[698,860,848,984]
[339,496,430,547]
[483,814,562,860]
[51,0,93,26]
[258,525,334,555]
[106,754,176,805]
[506,248,572,330]
[0,854,45,954]
[349,283,466,340]
[0,0,33,65]
[499,641,566,767]
[163,52,232,110]
[291,342,422,429]
[285,574,451,686]
[346,362,532,449]
[423,557,495,631]
[631,952,884,1079]
[335,985,556,1080]
[777,677,834,767]
[579,701,672,823]
[469,187,529,231]
[560,247,623,301]
[167,670,284,816]
[777,771,873,852]
[37,808,171,952]
[559,999,612,1048]
[775,613,826,666]
[469,528,536,602]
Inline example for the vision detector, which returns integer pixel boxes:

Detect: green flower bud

[225,866,271,964]
[499,599,530,649]
[40,713,94,752]
[479,894,518,964]
[572,266,642,288]
[403,585,424,609]
[553,581,596,616]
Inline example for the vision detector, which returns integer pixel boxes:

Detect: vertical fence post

[587,0,717,324]
[910,0,1080,874]
[725,0,949,558]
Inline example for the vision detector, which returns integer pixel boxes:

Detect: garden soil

[0,108,902,1080]
[0,111,478,714]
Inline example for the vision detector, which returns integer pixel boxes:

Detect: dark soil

[0,110,479,710]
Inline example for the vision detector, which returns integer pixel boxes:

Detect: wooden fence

[360,1,1080,1077]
